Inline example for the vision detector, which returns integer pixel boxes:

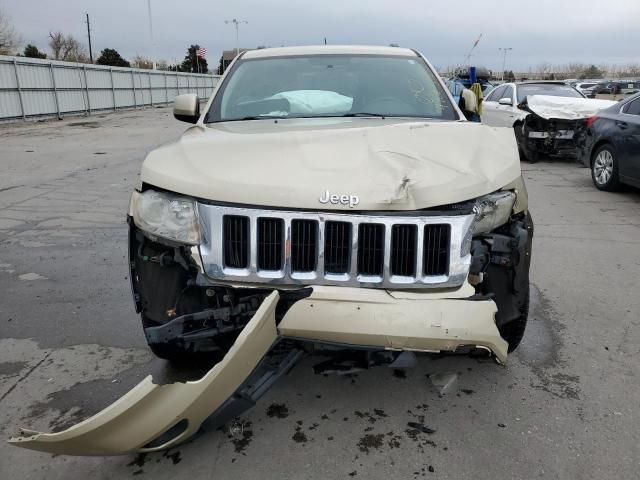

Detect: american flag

[196,47,206,58]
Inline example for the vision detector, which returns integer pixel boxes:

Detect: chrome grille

[198,204,474,289]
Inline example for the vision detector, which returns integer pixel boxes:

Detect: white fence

[0,55,220,121]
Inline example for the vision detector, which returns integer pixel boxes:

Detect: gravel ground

[1,107,639,479]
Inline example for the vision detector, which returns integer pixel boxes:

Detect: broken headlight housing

[472,191,516,235]
[130,189,201,245]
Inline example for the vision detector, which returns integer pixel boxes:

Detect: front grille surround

[198,203,475,289]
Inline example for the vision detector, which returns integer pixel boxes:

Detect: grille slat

[324,221,352,274]
[423,224,450,276]
[291,219,318,272]
[223,215,249,268]
[357,224,384,276]
[391,224,417,277]
[257,218,283,271]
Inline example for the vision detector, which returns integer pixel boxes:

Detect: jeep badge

[319,190,360,208]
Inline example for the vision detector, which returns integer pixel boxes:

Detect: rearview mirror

[173,94,200,123]
[498,97,513,106]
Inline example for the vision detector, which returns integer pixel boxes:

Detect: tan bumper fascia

[278,286,508,363]
[8,291,280,456]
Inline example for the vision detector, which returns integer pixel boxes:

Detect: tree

[48,31,64,59]
[536,62,552,80]
[23,44,47,59]
[580,64,604,80]
[48,31,89,62]
[218,54,224,75]
[180,45,208,73]
[96,48,130,67]
[131,54,153,69]
[0,7,20,54]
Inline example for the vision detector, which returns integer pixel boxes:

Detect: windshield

[206,54,458,122]
[517,84,583,102]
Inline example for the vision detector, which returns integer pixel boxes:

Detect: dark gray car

[578,92,640,190]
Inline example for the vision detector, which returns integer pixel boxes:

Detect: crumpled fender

[8,291,280,456]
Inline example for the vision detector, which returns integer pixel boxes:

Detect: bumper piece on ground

[8,292,281,456]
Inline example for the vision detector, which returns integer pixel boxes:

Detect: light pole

[498,47,512,81]
[147,0,156,69]
[225,18,248,58]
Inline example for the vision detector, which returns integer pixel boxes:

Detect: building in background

[219,49,252,74]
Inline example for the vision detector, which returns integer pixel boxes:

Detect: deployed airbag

[268,89,353,114]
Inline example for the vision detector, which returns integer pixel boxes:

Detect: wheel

[522,146,539,164]
[514,124,538,163]
[498,288,530,353]
[591,144,620,191]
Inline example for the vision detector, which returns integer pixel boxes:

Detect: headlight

[130,190,201,245]
[472,191,516,234]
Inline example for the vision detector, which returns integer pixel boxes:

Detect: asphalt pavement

[1,108,639,479]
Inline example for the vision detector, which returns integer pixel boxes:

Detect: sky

[2,0,639,71]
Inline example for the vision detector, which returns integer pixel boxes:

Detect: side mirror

[498,97,513,106]
[173,94,200,123]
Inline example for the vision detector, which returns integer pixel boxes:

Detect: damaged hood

[525,95,617,121]
[141,118,521,210]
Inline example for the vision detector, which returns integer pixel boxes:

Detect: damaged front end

[516,107,584,161]
[9,182,533,456]
[128,223,311,361]
[515,94,616,162]
[469,211,533,351]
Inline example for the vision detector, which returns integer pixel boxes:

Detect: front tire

[514,124,538,163]
[591,144,620,191]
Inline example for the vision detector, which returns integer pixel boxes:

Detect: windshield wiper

[341,112,387,118]
[222,115,286,122]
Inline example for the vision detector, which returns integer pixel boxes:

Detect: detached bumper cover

[9,286,508,456]
[8,292,280,456]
